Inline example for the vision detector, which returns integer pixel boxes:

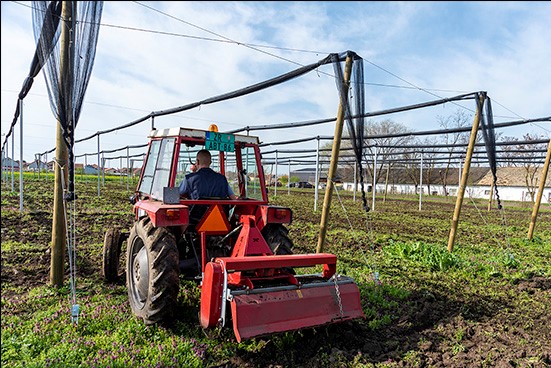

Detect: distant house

[365,167,490,196]
[83,164,100,175]
[290,168,318,183]
[477,167,551,202]
[1,157,20,169]
[27,160,49,171]
[289,168,339,185]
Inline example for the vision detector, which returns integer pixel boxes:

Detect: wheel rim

[130,241,149,309]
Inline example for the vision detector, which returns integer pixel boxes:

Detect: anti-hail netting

[32,0,103,199]
[478,93,502,210]
[332,51,370,212]
[1,1,63,155]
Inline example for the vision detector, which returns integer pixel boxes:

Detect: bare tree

[360,119,415,184]
[402,146,420,191]
[419,136,440,195]
[334,119,415,192]
[437,109,472,195]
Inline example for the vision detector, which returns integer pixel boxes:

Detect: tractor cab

[136,125,267,203]
[132,126,294,231]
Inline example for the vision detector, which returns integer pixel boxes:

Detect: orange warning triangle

[196,204,231,234]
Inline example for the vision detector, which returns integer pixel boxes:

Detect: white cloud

[1,1,549,166]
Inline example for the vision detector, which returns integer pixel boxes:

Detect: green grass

[1,177,550,367]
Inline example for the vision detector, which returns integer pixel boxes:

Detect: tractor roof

[148,127,260,145]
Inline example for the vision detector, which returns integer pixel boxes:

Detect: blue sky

[1,1,550,166]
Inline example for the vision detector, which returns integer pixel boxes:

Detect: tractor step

[229,276,364,342]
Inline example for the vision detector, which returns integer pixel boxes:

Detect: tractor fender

[133,199,190,228]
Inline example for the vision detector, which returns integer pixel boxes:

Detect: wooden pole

[50,1,72,286]
[528,139,551,240]
[317,54,353,253]
[487,181,494,211]
[447,92,485,252]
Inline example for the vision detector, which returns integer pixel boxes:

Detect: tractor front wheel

[126,217,180,325]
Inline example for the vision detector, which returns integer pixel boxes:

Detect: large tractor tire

[262,224,294,255]
[126,217,180,325]
[102,228,124,283]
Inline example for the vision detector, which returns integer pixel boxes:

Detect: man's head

[195,149,212,169]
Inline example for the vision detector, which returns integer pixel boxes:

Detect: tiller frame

[196,205,365,342]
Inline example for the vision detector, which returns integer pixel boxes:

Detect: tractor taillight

[165,209,180,220]
[273,209,287,219]
[267,207,292,224]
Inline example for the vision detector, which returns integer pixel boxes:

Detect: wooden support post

[447,92,485,252]
[487,181,494,211]
[50,1,72,287]
[317,54,353,253]
[528,139,551,240]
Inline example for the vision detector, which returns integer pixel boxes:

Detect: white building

[342,166,550,203]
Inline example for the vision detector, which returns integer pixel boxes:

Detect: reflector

[196,205,230,234]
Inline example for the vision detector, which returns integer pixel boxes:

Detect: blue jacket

[179,168,231,199]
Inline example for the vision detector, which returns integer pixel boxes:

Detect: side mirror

[129,193,137,205]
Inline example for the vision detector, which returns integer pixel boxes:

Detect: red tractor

[103,125,364,342]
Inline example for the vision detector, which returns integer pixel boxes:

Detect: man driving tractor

[179,149,236,200]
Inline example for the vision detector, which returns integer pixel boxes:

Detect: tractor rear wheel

[262,224,294,255]
[126,217,180,325]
